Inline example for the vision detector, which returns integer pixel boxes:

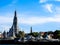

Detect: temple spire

[30,27,32,34]
[8,11,19,38]
[14,10,17,17]
[13,10,18,35]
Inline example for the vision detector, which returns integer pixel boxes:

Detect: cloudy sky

[0,0,60,33]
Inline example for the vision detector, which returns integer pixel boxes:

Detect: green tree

[54,30,60,39]
[47,31,53,34]
[16,31,25,38]
[32,32,39,37]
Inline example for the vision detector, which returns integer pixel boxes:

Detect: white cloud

[43,4,53,13]
[39,0,60,13]
[0,16,13,24]
[8,0,18,6]
[0,16,13,32]
[19,15,60,25]
[54,7,60,14]
[39,0,47,3]
[0,25,11,32]
[55,0,60,1]
[39,0,60,3]
[0,14,60,32]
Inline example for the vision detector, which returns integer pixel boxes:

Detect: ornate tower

[13,11,18,35]
[8,11,19,38]
[3,31,7,39]
[30,27,32,34]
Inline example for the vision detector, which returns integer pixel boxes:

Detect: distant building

[8,11,19,38]
[3,31,7,39]
[46,34,53,39]
[40,32,45,36]
[0,32,3,38]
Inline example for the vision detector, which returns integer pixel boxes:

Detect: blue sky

[0,0,60,33]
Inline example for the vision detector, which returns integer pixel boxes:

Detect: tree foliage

[16,31,25,38]
[32,32,39,37]
[54,30,60,39]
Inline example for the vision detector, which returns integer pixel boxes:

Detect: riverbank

[0,40,60,44]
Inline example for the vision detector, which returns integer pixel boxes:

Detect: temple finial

[14,10,17,17]
[30,26,32,34]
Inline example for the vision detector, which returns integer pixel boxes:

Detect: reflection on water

[0,44,28,45]
[0,44,24,45]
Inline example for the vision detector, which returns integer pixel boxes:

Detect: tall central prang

[8,11,19,38]
[13,11,18,34]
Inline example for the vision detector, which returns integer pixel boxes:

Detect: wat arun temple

[6,11,19,39]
